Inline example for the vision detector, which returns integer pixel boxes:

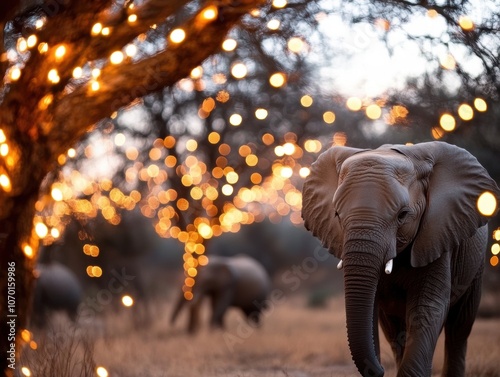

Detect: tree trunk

[0,191,40,376]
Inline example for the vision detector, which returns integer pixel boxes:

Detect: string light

[47,69,60,84]
[439,113,456,131]
[125,44,137,57]
[9,67,21,81]
[27,35,37,48]
[110,51,124,64]
[128,14,138,23]
[201,5,218,21]
[169,28,186,44]
[72,66,83,79]
[55,45,66,60]
[222,38,237,51]
[91,23,103,35]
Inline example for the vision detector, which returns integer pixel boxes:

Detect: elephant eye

[397,209,410,223]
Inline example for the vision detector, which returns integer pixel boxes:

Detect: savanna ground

[21,295,500,377]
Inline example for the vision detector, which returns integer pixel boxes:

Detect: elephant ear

[302,146,367,258]
[391,141,500,267]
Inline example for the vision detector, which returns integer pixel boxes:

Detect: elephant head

[302,141,500,376]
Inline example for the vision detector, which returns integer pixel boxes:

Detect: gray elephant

[302,141,500,377]
[170,254,271,333]
[31,262,83,328]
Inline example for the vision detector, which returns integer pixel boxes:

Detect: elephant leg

[210,290,233,329]
[379,308,406,367]
[442,268,483,377]
[187,300,202,334]
[397,261,451,377]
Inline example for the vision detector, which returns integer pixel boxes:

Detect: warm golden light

[128,14,138,23]
[35,222,48,238]
[169,28,186,43]
[48,69,60,84]
[91,81,100,91]
[267,19,280,30]
[191,66,203,79]
[222,184,234,196]
[110,51,124,64]
[300,95,313,107]
[269,72,286,88]
[27,35,37,48]
[91,23,103,35]
[255,108,268,120]
[125,44,137,57]
[9,67,21,81]
[439,113,456,131]
[366,104,382,120]
[92,68,101,78]
[96,367,108,377]
[440,54,456,70]
[288,37,304,53]
[491,255,499,267]
[23,245,34,259]
[222,38,237,51]
[272,0,287,8]
[55,45,66,59]
[229,114,243,126]
[323,111,336,124]
[346,97,362,111]
[474,98,487,112]
[427,9,438,18]
[51,187,63,201]
[299,167,311,178]
[38,42,48,53]
[477,191,497,216]
[458,104,473,121]
[72,66,83,79]
[101,27,111,36]
[17,38,27,52]
[459,16,474,31]
[201,5,218,21]
[122,295,134,307]
[231,62,247,79]
[491,243,500,255]
[35,19,45,29]
[0,174,12,192]
[21,367,31,377]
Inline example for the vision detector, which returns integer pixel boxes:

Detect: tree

[0,1,271,373]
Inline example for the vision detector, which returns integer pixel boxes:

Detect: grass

[81,295,500,377]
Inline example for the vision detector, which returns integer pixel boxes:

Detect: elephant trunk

[343,251,384,377]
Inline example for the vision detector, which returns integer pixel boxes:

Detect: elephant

[170,254,272,333]
[301,141,500,377]
[31,262,83,328]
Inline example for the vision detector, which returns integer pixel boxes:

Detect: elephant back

[36,263,83,312]
[226,255,271,305]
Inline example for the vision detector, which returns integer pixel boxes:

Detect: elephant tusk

[385,259,393,274]
[337,260,343,270]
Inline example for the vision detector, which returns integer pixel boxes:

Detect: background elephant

[302,141,500,377]
[170,254,271,333]
[31,262,83,328]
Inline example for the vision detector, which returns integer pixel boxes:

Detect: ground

[95,297,500,377]
[82,295,500,377]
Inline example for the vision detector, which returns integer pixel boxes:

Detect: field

[83,295,500,377]
[20,294,500,377]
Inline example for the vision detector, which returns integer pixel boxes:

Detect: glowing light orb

[169,28,186,44]
[323,111,336,124]
[110,51,124,64]
[255,108,268,120]
[269,72,286,88]
[439,113,456,131]
[477,191,497,216]
[267,19,280,30]
[474,98,487,112]
[72,66,83,79]
[365,104,381,120]
[231,62,247,79]
[301,95,313,107]
[491,243,500,255]
[459,16,474,31]
[96,367,108,377]
[222,38,237,51]
[346,97,362,111]
[458,104,473,121]
[122,295,134,307]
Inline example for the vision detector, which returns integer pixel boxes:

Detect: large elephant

[170,254,271,333]
[31,262,83,328]
[302,141,500,377]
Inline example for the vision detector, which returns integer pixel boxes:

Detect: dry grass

[88,295,500,377]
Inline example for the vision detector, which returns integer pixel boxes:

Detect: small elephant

[170,254,271,333]
[31,262,83,328]
[302,142,500,377]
